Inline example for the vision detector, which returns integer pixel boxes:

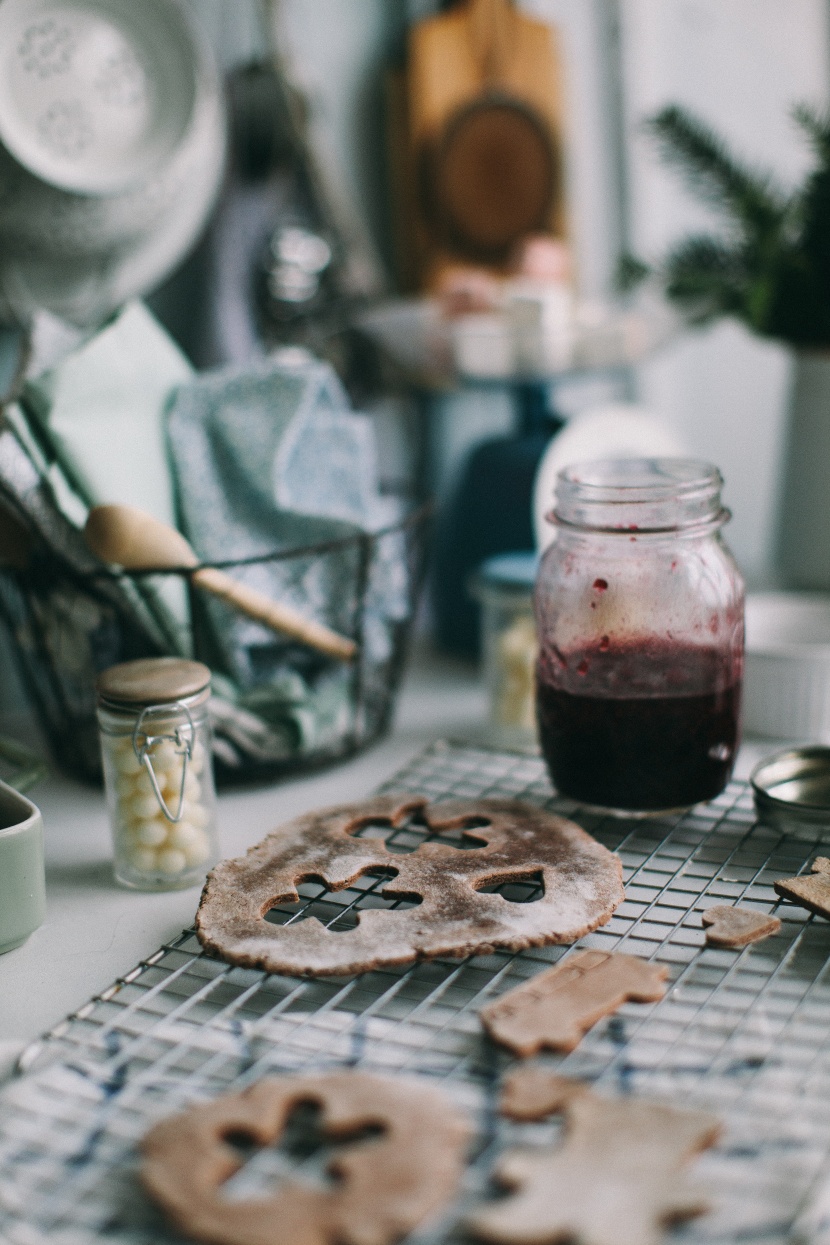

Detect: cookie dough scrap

[774,857,830,920]
[142,1071,471,1245]
[196,795,624,977]
[468,1067,721,1245]
[480,950,668,1056]
[701,905,781,948]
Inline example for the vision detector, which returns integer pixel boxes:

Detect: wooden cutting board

[403,0,567,291]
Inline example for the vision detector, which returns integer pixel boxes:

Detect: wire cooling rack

[2,740,830,1244]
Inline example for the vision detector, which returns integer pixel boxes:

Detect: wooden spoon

[84,504,356,663]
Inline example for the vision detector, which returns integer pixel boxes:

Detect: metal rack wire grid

[2,740,830,1244]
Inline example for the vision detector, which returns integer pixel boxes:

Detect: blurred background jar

[470,551,538,751]
[535,458,745,814]
[96,658,219,890]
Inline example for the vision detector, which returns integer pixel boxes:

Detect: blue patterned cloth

[165,351,410,760]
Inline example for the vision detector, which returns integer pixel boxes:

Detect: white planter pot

[777,351,830,590]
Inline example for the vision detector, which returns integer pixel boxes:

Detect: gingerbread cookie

[701,905,781,948]
[468,1068,721,1245]
[196,796,624,977]
[774,857,830,919]
[480,950,669,1056]
[141,1071,471,1245]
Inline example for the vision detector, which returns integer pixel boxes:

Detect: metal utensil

[751,745,830,830]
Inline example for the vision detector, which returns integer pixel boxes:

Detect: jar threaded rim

[551,457,725,533]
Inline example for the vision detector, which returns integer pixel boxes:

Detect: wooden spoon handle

[193,566,356,662]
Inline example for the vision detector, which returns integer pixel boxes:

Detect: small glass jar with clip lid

[96,658,219,890]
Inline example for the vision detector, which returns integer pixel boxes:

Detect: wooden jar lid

[96,658,211,707]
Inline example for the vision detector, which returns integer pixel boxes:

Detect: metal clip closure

[132,702,194,823]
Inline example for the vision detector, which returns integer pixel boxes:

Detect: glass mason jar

[535,459,745,813]
[96,658,219,890]
[470,552,538,749]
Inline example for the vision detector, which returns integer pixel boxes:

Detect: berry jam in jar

[535,459,744,813]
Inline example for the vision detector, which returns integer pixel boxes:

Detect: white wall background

[526,0,626,299]
[426,0,635,496]
[174,0,830,574]
[4,0,829,709]
[424,0,830,581]
[618,0,830,580]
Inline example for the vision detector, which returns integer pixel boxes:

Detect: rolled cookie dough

[142,1071,471,1245]
[196,795,624,977]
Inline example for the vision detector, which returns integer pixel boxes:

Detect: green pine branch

[647,106,787,238]
[624,102,830,347]
[661,235,747,324]
[793,104,830,161]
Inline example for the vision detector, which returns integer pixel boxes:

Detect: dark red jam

[536,642,742,811]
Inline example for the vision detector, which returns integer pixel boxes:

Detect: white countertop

[0,645,786,1053]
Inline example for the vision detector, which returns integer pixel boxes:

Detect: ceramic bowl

[0,0,226,327]
[0,779,45,955]
[0,0,199,194]
[744,592,830,740]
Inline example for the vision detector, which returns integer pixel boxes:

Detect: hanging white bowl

[0,0,226,327]
[0,0,198,194]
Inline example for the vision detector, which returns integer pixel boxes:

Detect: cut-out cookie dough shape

[468,1067,721,1245]
[774,857,830,919]
[701,905,781,948]
[196,796,624,977]
[480,950,668,1056]
[142,1071,471,1245]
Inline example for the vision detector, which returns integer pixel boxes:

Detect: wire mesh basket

[0,502,429,786]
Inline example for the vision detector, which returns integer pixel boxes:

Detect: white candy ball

[149,741,181,773]
[164,761,186,787]
[183,834,212,867]
[156,847,188,875]
[155,767,180,796]
[123,791,165,821]
[114,748,143,777]
[182,770,201,800]
[133,819,169,848]
[115,770,147,800]
[128,847,158,873]
[166,821,200,850]
[182,802,210,829]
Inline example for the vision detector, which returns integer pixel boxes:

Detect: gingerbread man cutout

[480,950,669,1055]
[775,857,830,920]
[468,1067,721,1245]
